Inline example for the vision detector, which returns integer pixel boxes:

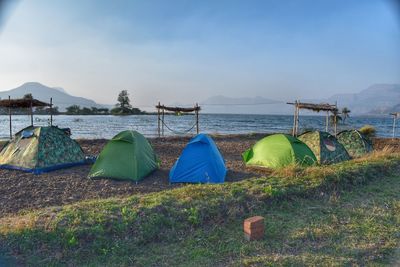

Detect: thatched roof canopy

[0,98,51,108]
[156,105,200,112]
[287,101,337,112]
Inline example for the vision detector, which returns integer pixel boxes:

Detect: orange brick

[243,216,264,241]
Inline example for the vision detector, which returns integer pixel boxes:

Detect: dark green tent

[337,130,373,158]
[242,134,317,169]
[88,130,158,181]
[298,131,350,164]
[0,126,86,174]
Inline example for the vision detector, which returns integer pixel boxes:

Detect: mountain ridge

[0,82,109,111]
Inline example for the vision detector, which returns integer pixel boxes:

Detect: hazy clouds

[0,0,399,107]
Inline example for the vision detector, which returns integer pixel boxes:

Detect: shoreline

[0,134,398,217]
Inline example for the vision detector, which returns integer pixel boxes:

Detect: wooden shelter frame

[156,102,200,137]
[287,100,339,137]
[390,112,400,139]
[0,97,53,139]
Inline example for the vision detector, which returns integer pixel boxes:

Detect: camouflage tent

[0,126,86,174]
[298,131,350,164]
[337,130,373,158]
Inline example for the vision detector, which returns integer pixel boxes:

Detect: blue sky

[0,0,399,107]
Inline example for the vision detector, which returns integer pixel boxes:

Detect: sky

[0,0,399,108]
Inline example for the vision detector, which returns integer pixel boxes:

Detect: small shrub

[359,125,376,138]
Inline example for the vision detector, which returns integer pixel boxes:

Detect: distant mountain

[200,95,288,114]
[0,82,108,111]
[322,84,400,115]
[369,103,400,115]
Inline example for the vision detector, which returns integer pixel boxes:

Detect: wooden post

[195,103,199,134]
[50,97,53,126]
[393,114,397,139]
[334,102,338,136]
[8,96,12,139]
[157,102,160,137]
[295,104,299,136]
[292,101,297,136]
[161,107,165,137]
[30,100,33,126]
[334,114,337,137]
[325,111,329,132]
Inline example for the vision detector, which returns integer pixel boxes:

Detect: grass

[0,150,399,266]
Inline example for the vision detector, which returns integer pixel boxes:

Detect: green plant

[359,125,376,138]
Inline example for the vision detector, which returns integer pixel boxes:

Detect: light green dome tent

[298,131,350,165]
[337,130,373,158]
[88,130,158,182]
[242,134,317,169]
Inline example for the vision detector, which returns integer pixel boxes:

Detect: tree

[23,93,33,100]
[116,90,132,110]
[342,107,351,123]
[66,105,81,115]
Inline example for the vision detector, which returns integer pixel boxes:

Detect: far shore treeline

[0,91,152,116]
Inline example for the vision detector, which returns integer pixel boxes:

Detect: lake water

[0,114,396,139]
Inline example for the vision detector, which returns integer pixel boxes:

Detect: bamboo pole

[295,103,300,136]
[292,100,297,136]
[50,97,53,126]
[334,114,337,136]
[162,108,165,137]
[157,101,160,137]
[325,111,329,132]
[195,103,199,134]
[8,96,12,139]
[30,100,33,126]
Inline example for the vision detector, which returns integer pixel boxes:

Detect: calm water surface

[0,114,396,139]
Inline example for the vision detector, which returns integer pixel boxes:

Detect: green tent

[88,130,158,181]
[337,130,373,158]
[298,131,350,165]
[242,134,317,169]
[0,126,86,174]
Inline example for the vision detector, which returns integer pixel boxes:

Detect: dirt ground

[0,135,398,217]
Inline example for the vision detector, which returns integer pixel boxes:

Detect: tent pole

[50,97,53,126]
[8,96,12,139]
[195,103,199,134]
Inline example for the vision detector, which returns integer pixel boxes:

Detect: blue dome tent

[169,134,226,183]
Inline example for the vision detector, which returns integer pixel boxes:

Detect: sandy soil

[0,134,398,217]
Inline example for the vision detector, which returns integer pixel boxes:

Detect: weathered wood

[50,98,53,126]
[155,105,201,113]
[30,100,33,126]
[0,98,50,108]
[162,108,165,136]
[8,96,12,139]
[157,101,161,137]
[195,103,199,134]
